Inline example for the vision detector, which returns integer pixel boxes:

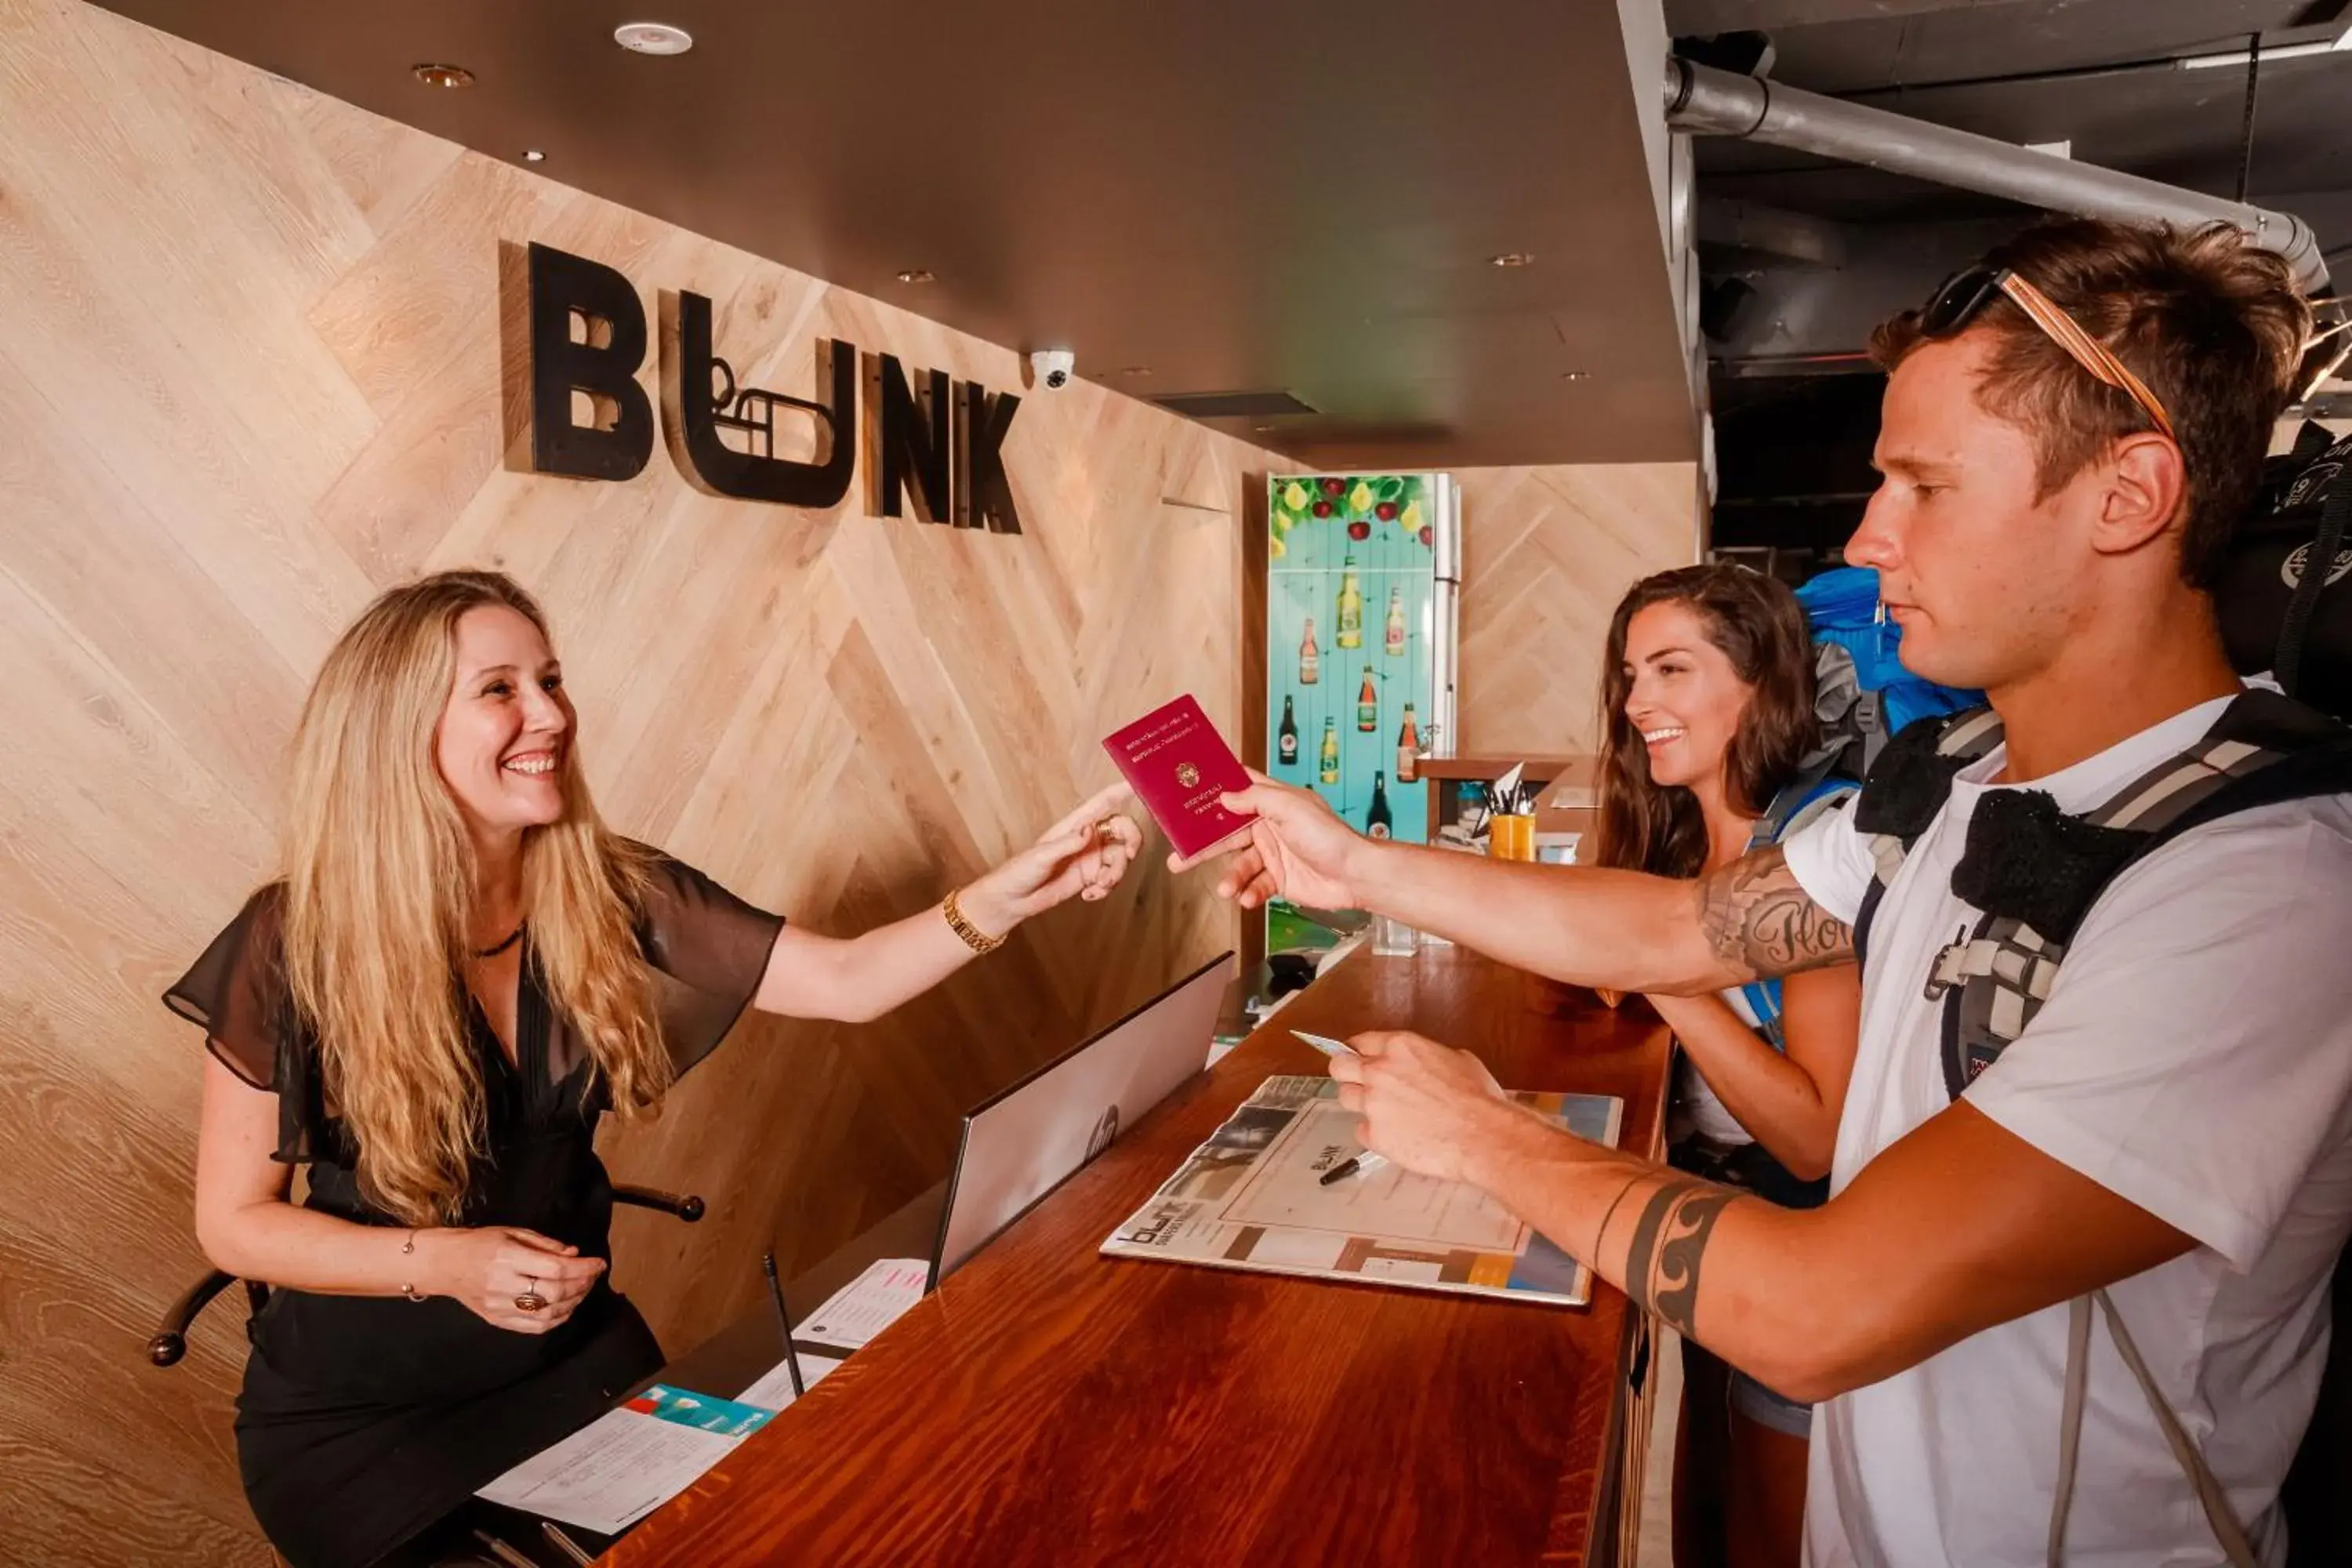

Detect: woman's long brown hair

[280,571,669,1226]
[1588,564,1820,879]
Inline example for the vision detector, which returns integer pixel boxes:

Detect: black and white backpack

[2218,421,2352,717]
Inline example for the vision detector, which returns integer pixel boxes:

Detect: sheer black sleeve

[163,884,330,1163]
[164,884,291,1091]
[634,850,786,1078]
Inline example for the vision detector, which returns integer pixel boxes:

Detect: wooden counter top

[605,945,1671,1567]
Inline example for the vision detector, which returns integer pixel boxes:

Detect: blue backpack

[1793,565,1983,780]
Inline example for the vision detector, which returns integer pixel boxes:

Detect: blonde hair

[281,570,670,1226]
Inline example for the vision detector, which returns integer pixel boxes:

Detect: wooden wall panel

[0,2,1268,1559]
[1453,462,1701,757]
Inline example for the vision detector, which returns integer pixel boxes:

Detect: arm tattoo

[1623,1178,1740,1337]
[1695,847,1853,980]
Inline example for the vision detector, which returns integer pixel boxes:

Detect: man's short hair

[1871,220,2311,589]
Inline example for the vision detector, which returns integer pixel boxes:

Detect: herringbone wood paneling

[1455,463,1701,757]
[0,2,1263,1560]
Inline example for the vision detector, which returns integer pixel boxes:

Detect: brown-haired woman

[1588,563,1861,1568]
[171,571,1146,1568]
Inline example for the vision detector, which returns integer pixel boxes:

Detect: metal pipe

[1664,57,2330,296]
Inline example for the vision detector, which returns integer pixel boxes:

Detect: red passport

[1102,695,1255,863]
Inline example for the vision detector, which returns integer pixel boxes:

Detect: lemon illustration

[1399,498,1424,531]
[1283,481,1310,512]
[1270,535,1288,560]
[1349,481,1374,514]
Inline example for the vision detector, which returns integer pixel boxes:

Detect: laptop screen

[930,952,1233,1286]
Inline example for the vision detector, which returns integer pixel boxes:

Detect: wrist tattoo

[1696,848,1853,980]
[1623,1178,1738,1337]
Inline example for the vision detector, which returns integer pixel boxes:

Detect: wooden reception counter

[606,944,1673,1567]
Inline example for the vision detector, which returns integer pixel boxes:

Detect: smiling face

[434,604,574,840]
[1621,600,1753,793]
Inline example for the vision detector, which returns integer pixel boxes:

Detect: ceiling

[1669,0,2352,550]
[89,0,1700,470]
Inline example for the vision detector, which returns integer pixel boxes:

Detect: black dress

[164,851,784,1568]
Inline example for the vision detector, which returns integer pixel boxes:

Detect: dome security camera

[1031,349,1076,390]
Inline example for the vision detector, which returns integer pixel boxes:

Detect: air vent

[1149,390,1319,419]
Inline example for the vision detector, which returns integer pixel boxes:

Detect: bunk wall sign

[524,241,1022,532]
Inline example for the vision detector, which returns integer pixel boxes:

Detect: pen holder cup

[1488,813,1536,863]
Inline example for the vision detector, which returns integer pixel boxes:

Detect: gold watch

[942,887,1006,955]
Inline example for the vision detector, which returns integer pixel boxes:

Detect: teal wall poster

[1265,472,1457,954]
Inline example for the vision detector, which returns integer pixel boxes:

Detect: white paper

[476,1408,740,1535]
[800,1257,927,1349]
[736,1352,843,1413]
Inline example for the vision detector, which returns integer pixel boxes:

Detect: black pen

[761,1248,807,1399]
[1318,1149,1391,1186]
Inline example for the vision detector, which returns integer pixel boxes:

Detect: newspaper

[1102,1076,1621,1306]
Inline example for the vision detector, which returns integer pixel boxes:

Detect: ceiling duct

[1664,56,2330,296]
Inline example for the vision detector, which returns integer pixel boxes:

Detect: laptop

[928,951,1234,1287]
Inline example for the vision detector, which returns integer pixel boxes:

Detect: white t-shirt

[1781,695,2352,1567]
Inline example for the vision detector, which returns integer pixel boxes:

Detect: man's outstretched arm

[1200,776,1853,993]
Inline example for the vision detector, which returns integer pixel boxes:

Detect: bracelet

[399,1229,426,1302]
[942,887,1005,955]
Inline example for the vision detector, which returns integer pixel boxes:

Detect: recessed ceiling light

[1489,252,1536,268]
[1253,424,1277,433]
[614,22,694,56]
[1115,366,1155,379]
[1561,369,1592,381]
[412,64,474,89]
[523,149,547,163]
[894,267,936,285]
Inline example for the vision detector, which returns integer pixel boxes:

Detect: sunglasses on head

[1917,264,2177,443]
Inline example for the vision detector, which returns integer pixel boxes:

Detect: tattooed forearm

[1623,1178,1741,1337]
[1695,847,1853,981]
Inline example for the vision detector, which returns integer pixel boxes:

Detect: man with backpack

[1193,218,2350,1565]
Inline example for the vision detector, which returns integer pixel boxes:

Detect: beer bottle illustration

[1384,585,1406,655]
[1298,616,1319,685]
[1317,718,1340,784]
[1356,666,1377,732]
[1367,771,1393,839]
[1278,695,1299,768]
[1396,703,1421,784]
[1335,554,1363,650]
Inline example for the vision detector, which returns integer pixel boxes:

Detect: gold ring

[515,1280,547,1313]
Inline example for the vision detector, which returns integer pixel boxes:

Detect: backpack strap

[2048,1290,2259,1568]
[1929,691,2352,1098]
[1849,706,2005,970]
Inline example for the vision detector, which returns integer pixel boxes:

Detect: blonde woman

[170,570,1143,1568]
